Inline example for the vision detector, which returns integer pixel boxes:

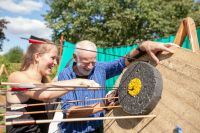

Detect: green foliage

[0,56,8,84]
[49,64,58,79]
[0,61,21,89]
[0,55,7,64]
[4,46,24,63]
[0,19,8,51]
[45,0,200,47]
[0,55,21,86]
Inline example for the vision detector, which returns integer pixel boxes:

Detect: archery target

[118,61,163,115]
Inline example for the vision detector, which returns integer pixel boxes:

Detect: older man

[58,40,173,133]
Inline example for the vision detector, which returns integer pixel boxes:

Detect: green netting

[57,41,75,74]
[58,28,200,90]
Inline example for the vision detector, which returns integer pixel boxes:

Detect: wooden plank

[174,21,186,47]
[174,17,199,52]
[139,93,200,133]
[59,34,64,65]
[0,95,5,106]
[184,17,199,52]
[0,64,9,77]
[160,89,200,132]
[159,57,200,82]
[0,64,5,76]
[3,65,8,77]
[158,64,200,100]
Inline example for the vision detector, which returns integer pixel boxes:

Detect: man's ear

[34,53,41,63]
[73,54,78,63]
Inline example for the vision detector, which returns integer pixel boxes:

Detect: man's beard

[76,63,92,76]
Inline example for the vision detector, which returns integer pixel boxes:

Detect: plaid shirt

[58,58,125,133]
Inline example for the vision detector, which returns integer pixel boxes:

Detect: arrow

[8,97,118,110]
[0,82,99,89]
[2,105,121,118]
[6,114,156,125]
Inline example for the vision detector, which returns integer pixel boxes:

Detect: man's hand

[104,90,119,107]
[139,41,174,64]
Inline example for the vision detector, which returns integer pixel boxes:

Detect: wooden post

[184,17,199,52]
[0,128,3,133]
[3,65,8,77]
[0,64,4,76]
[0,64,9,77]
[174,17,199,52]
[174,21,187,47]
[59,34,64,65]
[0,64,5,133]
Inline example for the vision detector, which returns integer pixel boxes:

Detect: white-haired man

[58,40,173,133]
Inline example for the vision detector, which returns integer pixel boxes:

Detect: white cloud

[0,0,43,14]
[1,16,52,38]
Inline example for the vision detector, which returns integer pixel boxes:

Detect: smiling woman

[20,43,57,76]
[6,42,100,133]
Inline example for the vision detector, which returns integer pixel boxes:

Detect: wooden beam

[174,17,199,52]
[3,65,8,77]
[184,17,199,52]
[59,34,64,64]
[174,21,187,47]
[0,64,9,77]
[0,64,4,76]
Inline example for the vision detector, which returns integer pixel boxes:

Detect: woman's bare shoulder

[8,71,27,82]
[9,71,24,77]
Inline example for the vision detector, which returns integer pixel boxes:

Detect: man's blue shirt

[58,57,126,133]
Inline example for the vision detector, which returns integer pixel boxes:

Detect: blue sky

[0,0,53,55]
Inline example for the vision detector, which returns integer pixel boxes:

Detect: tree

[0,19,8,51]
[4,46,24,63]
[45,0,200,47]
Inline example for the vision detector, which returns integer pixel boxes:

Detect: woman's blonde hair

[20,43,57,82]
[20,43,56,71]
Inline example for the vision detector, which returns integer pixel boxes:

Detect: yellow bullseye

[128,78,142,96]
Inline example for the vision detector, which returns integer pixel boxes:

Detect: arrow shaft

[8,96,118,109]
[2,105,121,117]
[6,114,156,125]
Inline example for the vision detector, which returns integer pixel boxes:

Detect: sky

[0,0,53,55]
